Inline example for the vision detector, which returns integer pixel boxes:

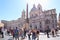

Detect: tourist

[11,27,15,39]
[28,30,31,40]
[32,29,36,40]
[7,29,10,35]
[45,26,50,38]
[19,28,24,40]
[51,28,55,37]
[0,27,4,38]
[13,27,19,40]
[36,30,39,40]
[24,28,27,38]
[55,28,59,37]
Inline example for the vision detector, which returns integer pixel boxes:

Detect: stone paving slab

[0,30,60,40]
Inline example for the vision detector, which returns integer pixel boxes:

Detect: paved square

[0,30,60,40]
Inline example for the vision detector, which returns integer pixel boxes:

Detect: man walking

[0,27,4,38]
[45,26,50,38]
[13,27,19,40]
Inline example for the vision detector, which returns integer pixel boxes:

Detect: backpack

[14,29,19,35]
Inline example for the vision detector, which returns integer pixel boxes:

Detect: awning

[0,23,4,27]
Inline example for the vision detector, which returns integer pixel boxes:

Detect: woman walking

[32,29,36,40]
[51,28,55,37]
[28,30,31,40]
[36,30,39,40]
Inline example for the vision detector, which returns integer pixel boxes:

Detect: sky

[0,0,60,21]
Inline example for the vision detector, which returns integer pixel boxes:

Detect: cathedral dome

[37,4,42,11]
[31,4,37,11]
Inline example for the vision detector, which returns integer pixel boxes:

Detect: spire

[37,4,42,11]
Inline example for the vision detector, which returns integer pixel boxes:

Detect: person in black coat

[36,30,39,40]
[28,30,31,40]
[45,26,50,38]
[0,27,4,38]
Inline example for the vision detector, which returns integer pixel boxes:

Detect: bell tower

[22,10,25,19]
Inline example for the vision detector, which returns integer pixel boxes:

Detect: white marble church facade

[1,4,57,31]
[29,4,57,30]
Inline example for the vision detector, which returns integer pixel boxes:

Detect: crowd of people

[0,27,59,40]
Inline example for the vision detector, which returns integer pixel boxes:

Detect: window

[38,7,40,10]
[52,20,54,23]
[52,24,54,28]
[35,25,37,29]
[45,19,50,24]
[35,14,38,17]
[40,22,42,28]
[18,24,20,27]
[30,25,32,28]
[31,14,38,18]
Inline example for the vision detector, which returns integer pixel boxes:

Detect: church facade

[1,4,57,31]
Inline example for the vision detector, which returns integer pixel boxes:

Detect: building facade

[58,13,60,29]
[1,4,57,31]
